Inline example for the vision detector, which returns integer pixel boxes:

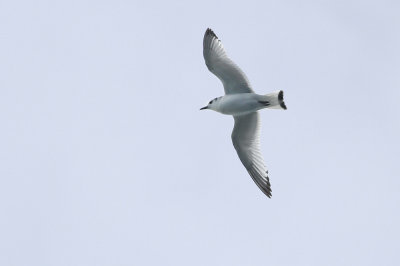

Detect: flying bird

[201,28,286,198]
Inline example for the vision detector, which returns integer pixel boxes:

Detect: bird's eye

[209,100,213,104]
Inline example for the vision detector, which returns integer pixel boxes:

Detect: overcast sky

[1,0,400,265]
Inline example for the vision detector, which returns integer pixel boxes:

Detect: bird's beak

[200,106,208,110]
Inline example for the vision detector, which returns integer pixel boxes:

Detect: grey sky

[1,0,399,265]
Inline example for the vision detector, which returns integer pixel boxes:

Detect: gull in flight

[201,28,286,198]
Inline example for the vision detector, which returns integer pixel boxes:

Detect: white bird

[201,28,286,198]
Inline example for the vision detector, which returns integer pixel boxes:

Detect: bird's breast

[217,94,260,116]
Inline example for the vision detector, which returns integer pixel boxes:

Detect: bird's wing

[231,112,272,198]
[203,28,253,95]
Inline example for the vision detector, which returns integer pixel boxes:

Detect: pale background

[1,0,399,265]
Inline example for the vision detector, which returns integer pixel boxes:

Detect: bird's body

[206,92,285,116]
[201,28,286,198]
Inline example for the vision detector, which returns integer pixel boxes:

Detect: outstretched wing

[203,28,253,95]
[231,112,272,198]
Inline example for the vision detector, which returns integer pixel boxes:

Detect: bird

[200,28,286,198]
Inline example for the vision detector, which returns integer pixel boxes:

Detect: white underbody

[210,92,281,116]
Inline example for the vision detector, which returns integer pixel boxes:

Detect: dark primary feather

[203,28,253,95]
[231,113,272,198]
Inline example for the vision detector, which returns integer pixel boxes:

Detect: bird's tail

[258,90,287,110]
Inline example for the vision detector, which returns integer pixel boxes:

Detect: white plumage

[201,28,287,198]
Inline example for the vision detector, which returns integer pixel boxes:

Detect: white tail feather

[259,90,287,110]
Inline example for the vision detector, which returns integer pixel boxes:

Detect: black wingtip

[248,169,272,198]
[265,172,272,198]
[205,28,218,39]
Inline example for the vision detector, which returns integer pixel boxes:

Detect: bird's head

[200,97,221,111]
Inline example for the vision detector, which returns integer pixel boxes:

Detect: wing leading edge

[203,28,253,95]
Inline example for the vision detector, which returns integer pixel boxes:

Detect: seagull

[201,28,286,198]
